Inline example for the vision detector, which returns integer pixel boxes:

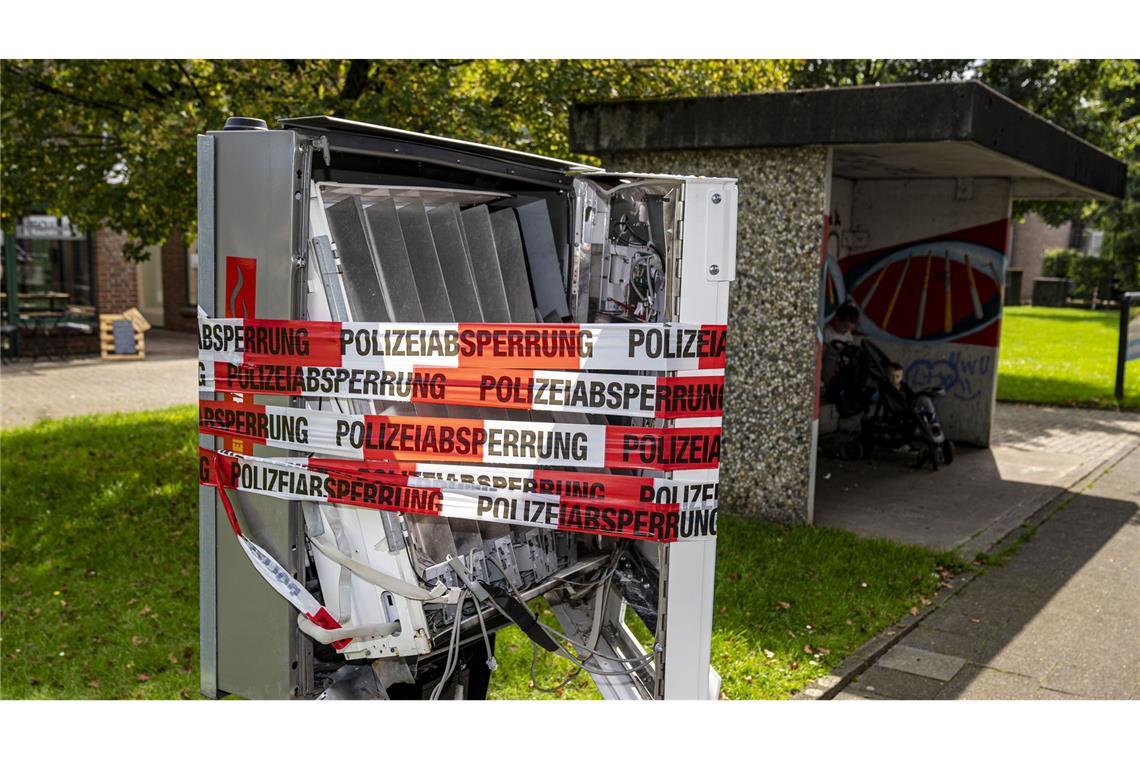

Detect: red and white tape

[208,452,350,649]
[202,449,717,543]
[198,399,722,471]
[199,361,724,420]
[198,317,727,372]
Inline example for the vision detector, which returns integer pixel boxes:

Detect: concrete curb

[791,440,1138,701]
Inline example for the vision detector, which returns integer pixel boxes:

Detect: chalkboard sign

[112,319,138,354]
[100,313,146,360]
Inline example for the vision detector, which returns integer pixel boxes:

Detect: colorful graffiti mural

[823,219,1009,348]
[905,350,992,402]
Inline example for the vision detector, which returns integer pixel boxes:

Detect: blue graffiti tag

[905,351,991,401]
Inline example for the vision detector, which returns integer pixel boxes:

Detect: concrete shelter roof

[569,82,1126,202]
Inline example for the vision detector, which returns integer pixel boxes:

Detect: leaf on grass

[136,673,151,682]
[803,644,813,654]
[910,607,919,616]
[744,675,753,683]
[763,649,775,659]
[139,605,151,616]
[817,647,831,655]
[87,680,101,689]
[777,601,792,609]
[788,661,800,671]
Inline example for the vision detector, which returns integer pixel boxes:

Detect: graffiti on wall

[822,219,1009,348]
[905,350,992,402]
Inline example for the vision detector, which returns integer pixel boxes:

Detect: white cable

[308,533,452,602]
[295,614,399,645]
[430,589,467,701]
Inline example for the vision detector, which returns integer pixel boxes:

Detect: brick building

[3,219,197,358]
[1008,212,1107,304]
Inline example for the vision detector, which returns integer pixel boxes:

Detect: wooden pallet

[100,313,146,360]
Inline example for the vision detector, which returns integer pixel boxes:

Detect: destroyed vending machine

[197,116,737,700]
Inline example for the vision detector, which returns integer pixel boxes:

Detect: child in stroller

[825,339,956,470]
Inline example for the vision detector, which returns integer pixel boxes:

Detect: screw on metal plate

[711,193,722,204]
[708,264,720,276]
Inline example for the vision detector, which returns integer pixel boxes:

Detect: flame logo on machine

[225,257,258,319]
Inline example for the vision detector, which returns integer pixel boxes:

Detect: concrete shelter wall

[823,178,1012,447]
[600,147,829,524]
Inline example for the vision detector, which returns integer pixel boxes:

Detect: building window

[12,215,94,307]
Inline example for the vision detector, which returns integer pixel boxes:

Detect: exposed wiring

[429,589,468,701]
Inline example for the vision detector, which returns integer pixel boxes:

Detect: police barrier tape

[198,399,722,471]
[201,449,717,543]
[306,459,721,509]
[199,361,724,420]
[207,451,350,649]
[198,317,726,372]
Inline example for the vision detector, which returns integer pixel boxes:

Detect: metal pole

[1117,292,1140,402]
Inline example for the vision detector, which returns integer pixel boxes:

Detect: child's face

[835,317,856,335]
[889,368,903,388]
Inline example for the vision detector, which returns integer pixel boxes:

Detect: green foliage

[1069,256,1116,300]
[787,59,973,88]
[1,59,791,259]
[1042,248,1078,279]
[1,405,961,700]
[998,305,1139,410]
[1041,248,1118,300]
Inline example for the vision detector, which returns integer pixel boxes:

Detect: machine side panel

[210,129,303,700]
[661,178,737,699]
[197,134,218,698]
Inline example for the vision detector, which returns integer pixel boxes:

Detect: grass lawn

[998,305,1140,410]
[1,407,964,700]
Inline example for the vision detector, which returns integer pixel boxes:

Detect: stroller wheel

[842,440,865,461]
[931,443,945,471]
[941,440,955,465]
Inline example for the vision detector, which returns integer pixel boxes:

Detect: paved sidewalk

[816,404,1140,555]
[836,444,1140,700]
[0,330,197,428]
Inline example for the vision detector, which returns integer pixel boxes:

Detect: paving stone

[877,645,967,682]
[922,608,1014,638]
[1,330,196,428]
[848,664,944,699]
[899,625,1002,664]
[847,445,1140,701]
[937,664,1043,699]
[1042,650,1139,699]
[834,689,879,700]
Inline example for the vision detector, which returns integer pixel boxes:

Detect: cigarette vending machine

[197,116,737,700]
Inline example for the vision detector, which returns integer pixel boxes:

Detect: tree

[1,59,791,258]
[787,59,974,88]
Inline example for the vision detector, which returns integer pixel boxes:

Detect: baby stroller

[825,339,955,470]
